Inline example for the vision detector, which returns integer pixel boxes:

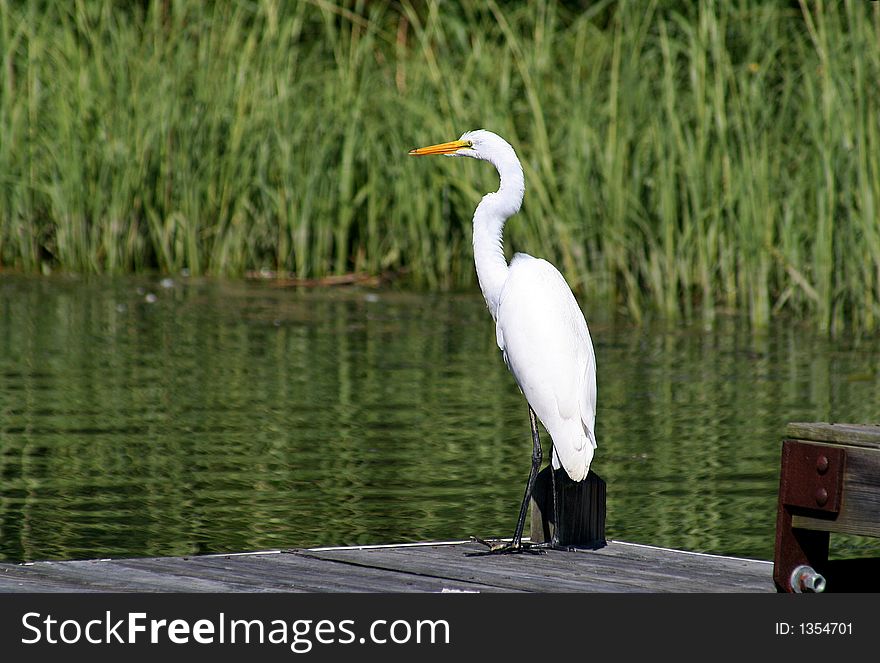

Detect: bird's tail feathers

[552,427,594,482]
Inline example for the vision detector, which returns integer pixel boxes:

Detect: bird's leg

[469,406,545,556]
[512,406,543,544]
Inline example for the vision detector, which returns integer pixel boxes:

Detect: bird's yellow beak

[408,139,471,156]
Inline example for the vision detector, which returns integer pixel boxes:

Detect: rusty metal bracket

[773,440,847,592]
[779,441,845,514]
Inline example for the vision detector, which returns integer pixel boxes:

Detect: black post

[530,466,606,548]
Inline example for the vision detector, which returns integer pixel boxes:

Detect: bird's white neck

[472,150,524,320]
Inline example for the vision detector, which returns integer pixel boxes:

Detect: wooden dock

[0,540,774,593]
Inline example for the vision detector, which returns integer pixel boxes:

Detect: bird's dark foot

[466,536,546,556]
[544,536,578,552]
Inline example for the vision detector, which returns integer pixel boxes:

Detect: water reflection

[0,275,878,563]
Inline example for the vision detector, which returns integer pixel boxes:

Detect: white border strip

[13,539,772,566]
[186,538,772,566]
[308,539,474,552]
[608,540,773,565]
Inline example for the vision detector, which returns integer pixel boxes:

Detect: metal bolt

[791,565,826,593]
[815,487,828,506]
[816,455,829,474]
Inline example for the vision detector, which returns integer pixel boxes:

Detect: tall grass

[1,0,879,333]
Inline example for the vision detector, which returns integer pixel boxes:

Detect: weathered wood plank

[0,557,282,593]
[0,549,509,593]
[194,553,510,593]
[786,422,880,449]
[302,545,644,593]
[301,541,773,593]
[789,442,880,538]
[0,540,775,593]
[590,542,773,590]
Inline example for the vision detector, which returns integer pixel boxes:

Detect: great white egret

[409,130,597,554]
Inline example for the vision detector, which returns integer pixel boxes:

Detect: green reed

[1,0,878,333]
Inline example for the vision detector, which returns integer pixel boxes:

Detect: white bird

[409,130,597,554]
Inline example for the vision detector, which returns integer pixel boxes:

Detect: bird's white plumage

[411,129,597,485]
[497,254,596,480]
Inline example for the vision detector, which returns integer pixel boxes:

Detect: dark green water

[1,275,879,563]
